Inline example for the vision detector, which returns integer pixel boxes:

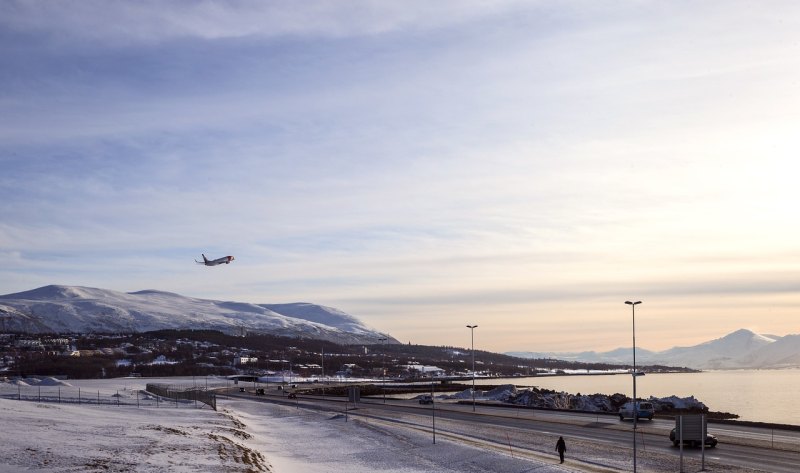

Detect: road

[225,388,800,473]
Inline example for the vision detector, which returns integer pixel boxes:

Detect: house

[234,355,258,366]
[405,364,446,377]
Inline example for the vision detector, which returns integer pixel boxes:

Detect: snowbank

[457,385,710,415]
[649,395,706,411]
[441,384,518,402]
[1,377,72,387]
[38,377,73,387]
[3,378,31,386]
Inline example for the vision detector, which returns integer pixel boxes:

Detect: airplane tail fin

[202,254,209,263]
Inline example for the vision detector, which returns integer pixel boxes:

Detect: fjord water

[478,369,800,426]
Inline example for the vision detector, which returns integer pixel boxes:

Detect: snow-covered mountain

[735,334,800,368]
[0,285,394,345]
[650,329,777,369]
[507,329,800,370]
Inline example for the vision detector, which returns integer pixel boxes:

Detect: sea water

[476,368,800,425]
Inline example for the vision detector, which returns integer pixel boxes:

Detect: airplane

[195,254,235,266]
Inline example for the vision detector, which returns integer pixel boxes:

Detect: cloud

[3,1,800,352]
[0,0,531,44]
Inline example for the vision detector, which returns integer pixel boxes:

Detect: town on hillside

[0,329,695,381]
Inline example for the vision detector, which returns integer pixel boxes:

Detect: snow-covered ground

[0,377,578,472]
[1,376,764,473]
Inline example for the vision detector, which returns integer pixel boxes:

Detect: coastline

[478,369,800,426]
[322,382,741,422]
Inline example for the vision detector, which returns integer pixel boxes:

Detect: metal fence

[146,383,216,411]
[0,383,160,407]
[0,382,216,410]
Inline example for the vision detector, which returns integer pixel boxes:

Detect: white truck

[618,401,655,421]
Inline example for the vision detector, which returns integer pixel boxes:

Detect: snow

[1,377,765,473]
[35,377,72,387]
[509,328,800,370]
[0,377,576,472]
[0,284,389,343]
[650,395,706,410]
[438,384,705,416]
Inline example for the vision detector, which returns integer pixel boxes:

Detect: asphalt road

[226,388,800,472]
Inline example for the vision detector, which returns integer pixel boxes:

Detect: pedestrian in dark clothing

[555,436,566,463]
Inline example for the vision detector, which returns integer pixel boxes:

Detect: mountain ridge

[0,285,394,345]
[507,328,800,370]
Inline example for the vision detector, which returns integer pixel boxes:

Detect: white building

[234,356,258,366]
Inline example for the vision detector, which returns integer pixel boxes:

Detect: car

[287,393,297,399]
[618,401,655,420]
[418,395,433,405]
[238,387,245,393]
[669,428,718,448]
[255,388,265,395]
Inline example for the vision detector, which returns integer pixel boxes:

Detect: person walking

[555,436,567,464]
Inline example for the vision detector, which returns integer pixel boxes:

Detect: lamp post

[321,346,325,400]
[466,324,478,412]
[625,300,642,473]
[378,336,388,403]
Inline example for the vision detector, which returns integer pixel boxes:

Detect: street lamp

[321,346,325,400]
[466,324,478,412]
[378,336,388,404]
[625,300,642,473]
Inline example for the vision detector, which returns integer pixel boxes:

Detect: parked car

[669,428,718,448]
[418,395,433,405]
[618,401,655,420]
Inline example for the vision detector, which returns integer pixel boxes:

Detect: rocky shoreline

[312,382,738,420]
[431,384,738,420]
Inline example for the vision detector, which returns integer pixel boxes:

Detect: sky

[2,1,800,353]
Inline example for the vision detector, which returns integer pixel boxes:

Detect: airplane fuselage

[197,254,235,266]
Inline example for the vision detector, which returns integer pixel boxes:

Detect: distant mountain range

[507,329,800,370]
[4,286,798,370]
[0,285,395,345]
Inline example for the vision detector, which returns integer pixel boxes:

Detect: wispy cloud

[2,1,800,351]
[0,0,532,43]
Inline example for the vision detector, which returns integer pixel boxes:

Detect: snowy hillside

[647,329,777,369]
[508,329,799,369]
[0,285,393,344]
[736,334,800,369]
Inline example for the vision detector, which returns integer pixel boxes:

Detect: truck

[618,401,655,420]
